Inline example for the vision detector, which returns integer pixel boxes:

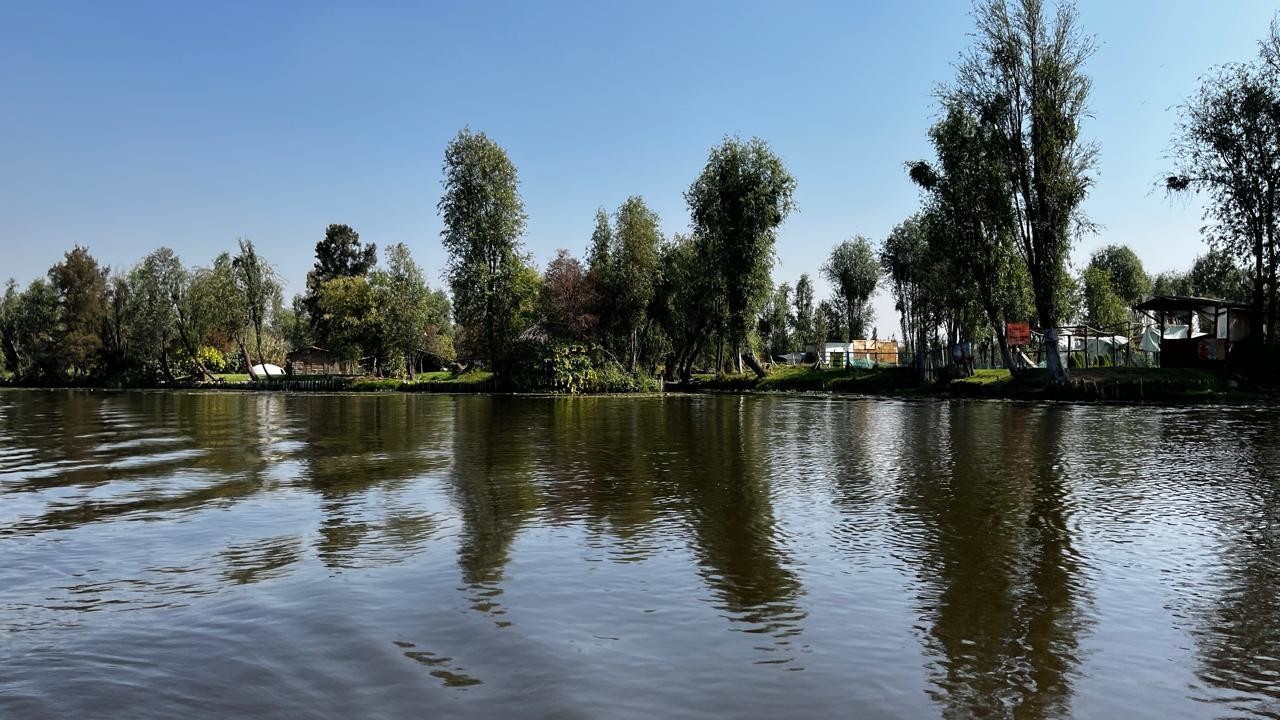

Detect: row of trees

[883,0,1272,380]
[10,1,1273,386]
[0,229,456,384]
[1,242,286,383]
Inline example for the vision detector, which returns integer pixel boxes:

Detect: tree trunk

[716,334,724,376]
[238,339,259,381]
[1044,327,1067,383]
[253,321,267,379]
[743,348,768,378]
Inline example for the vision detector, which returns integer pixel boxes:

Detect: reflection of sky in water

[0,391,1277,719]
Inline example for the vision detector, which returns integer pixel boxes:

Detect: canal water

[1,390,1278,719]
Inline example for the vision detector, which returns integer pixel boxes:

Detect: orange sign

[1006,322,1031,346]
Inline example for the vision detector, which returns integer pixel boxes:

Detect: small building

[285,346,356,376]
[1132,295,1254,369]
[805,340,899,368]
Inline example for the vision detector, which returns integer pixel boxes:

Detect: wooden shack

[285,346,356,376]
[1132,296,1254,369]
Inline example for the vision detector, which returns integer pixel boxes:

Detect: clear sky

[3,1,1276,336]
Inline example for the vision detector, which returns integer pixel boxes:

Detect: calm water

[1,390,1279,719]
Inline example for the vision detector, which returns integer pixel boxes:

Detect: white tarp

[250,363,285,377]
[1138,325,1209,353]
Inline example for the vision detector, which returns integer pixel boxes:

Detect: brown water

[1,390,1278,719]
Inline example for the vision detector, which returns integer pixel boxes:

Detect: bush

[351,378,403,391]
[504,340,655,393]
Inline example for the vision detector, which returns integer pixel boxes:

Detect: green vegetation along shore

[6,365,1263,407]
[682,365,1264,404]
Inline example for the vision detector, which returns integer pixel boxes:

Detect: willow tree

[953,0,1098,382]
[608,196,662,370]
[438,128,532,371]
[233,238,280,377]
[686,136,796,377]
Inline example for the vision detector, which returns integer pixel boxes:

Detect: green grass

[688,365,923,395]
[213,373,251,382]
[952,368,1013,386]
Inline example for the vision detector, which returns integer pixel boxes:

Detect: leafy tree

[792,274,816,354]
[652,233,725,380]
[1081,266,1129,329]
[686,136,796,377]
[10,280,60,379]
[541,249,597,342]
[817,300,842,343]
[307,224,376,286]
[233,238,281,375]
[610,196,662,370]
[821,236,879,341]
[585,208,615,345]
[882,214,933,361]
[757,282,792,358]
[1087,245,1150,305]
[126,250,181,379]
[371,243,433,377]
[438,128,534,371]
[315,275,376,365]
[421,288,455,369]
[304,224,376,347]
[1152,270,1193,298]
[102,273,131,375]
[952,0,1098,382]
[910,102,1033,372]
[47,246,108,377]
[0,280,21,374]
[1189,249,1250,301]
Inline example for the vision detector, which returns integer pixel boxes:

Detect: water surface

[2,390,1278,718]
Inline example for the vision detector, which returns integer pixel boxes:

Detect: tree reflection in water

[895,403,1089,720]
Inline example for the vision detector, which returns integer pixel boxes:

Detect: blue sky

[2,1,1276,336]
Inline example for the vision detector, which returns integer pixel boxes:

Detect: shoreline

[4,366,1275,406]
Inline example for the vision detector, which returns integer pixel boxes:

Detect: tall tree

[652,233,724,381]
[686,136,796,377]
[305,224,376,344]
[821,236,880,341]
[792,274,816,355]
[542,249,597,342]
[47,246,108,378]
[882,214,934,365]
[127,249,183,380]
[954,0,1098,382]
[611,196,662,370]
[0,280,21,375]
[438,128,534,371]
[371,243,432,377]
[757,282,792,358]
[910,102,1029,373]
[233,238,281,376]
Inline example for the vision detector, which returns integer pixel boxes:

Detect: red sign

[1006,322,1031,346]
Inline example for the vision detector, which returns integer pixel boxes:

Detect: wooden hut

[285,346,356,375]
[1132,296,1254,369]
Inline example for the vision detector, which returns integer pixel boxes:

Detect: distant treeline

[4,0,1280,389]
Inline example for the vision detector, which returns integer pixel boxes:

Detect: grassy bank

[685,365,929,396]
[949,367,1244,403]
[682,365,1260,404]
